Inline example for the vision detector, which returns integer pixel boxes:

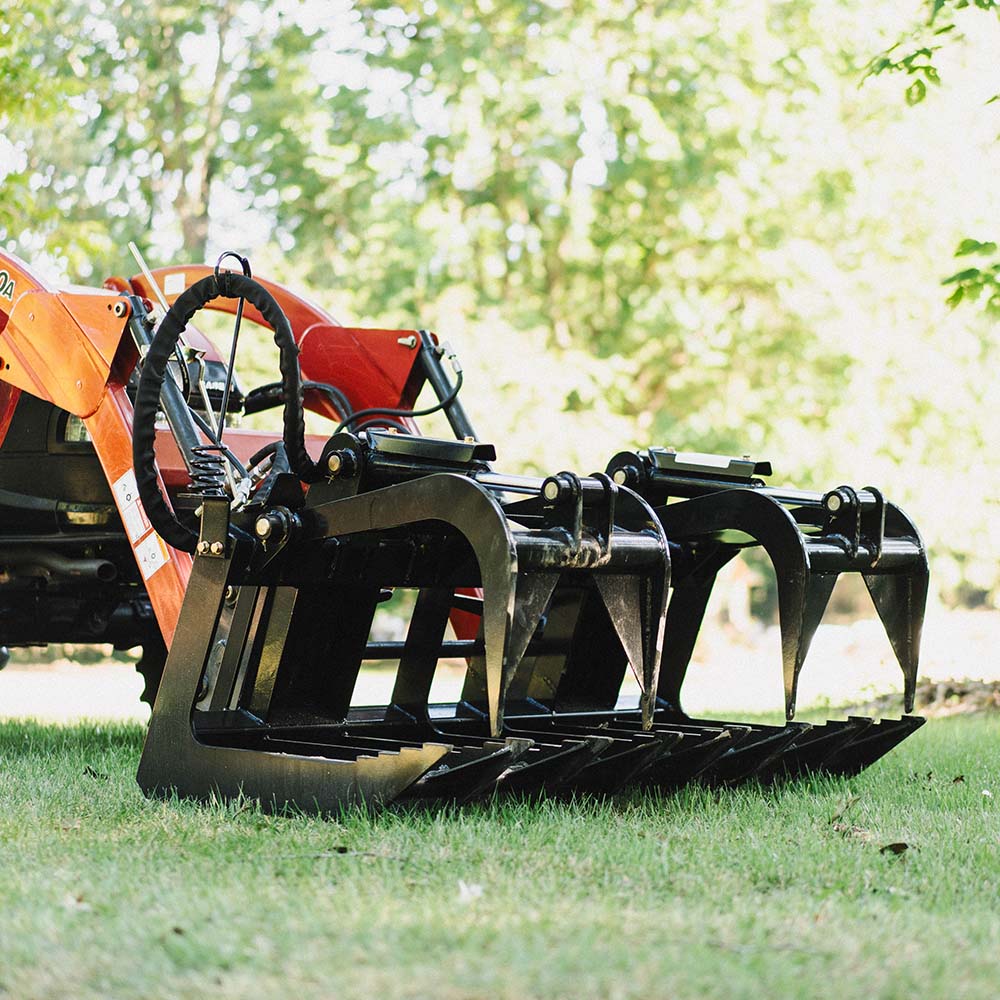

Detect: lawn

[1,715,997,1000]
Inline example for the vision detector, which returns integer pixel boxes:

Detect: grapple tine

[567,732,681,796]
[863,571,928,714]
[599,484,672,729]
[637,728,743,789]
[766,718,872,780]
[656,549,735,713]
[509,572,560,671]
[655,486,819,719]
[778,572,838,720]
[700,724,808,785]
[595,574,659,726]
[500,717,682,795]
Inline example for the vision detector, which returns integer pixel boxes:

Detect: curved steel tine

[306,473,519,736]
[778,572,838,719]
[862,500,928,713]
[608,484,672,727]
[656,547,735,713]
[863,571,927,713]
[656,488,823,719]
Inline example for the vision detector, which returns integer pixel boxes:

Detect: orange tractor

[0,247,928,810]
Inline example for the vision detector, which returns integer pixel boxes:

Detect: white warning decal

[113,468,170,578]
[163,272,186,296]
[121,501,150,543]
[112,469,139,508]
[135,532,170,580]
[112,469,151,542]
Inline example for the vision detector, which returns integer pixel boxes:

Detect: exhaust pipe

[0,548,118,582]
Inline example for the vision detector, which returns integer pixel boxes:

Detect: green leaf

[945,286,965,307]
[942,267,982,284]
[905,78,927,105]
[955,239,998,256]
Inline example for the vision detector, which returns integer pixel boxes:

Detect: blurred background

[2,0,999,719]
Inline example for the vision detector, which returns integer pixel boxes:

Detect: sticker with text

[135,532,170,580]
[112,469,152,542]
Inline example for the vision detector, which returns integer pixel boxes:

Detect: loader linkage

[0,249,928,812]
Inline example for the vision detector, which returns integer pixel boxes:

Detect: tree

[7,0,1000,603]
[1,0,336,274]
[864,0,1000,314]
[0,0,85,244]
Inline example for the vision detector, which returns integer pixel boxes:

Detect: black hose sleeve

[332,370,464,434]
[132,272,322,553]
[243,379,354,421]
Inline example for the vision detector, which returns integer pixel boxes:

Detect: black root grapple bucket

[137,431,927,812]
[133,274,928,813]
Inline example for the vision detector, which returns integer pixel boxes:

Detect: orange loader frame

[0,249,430,646]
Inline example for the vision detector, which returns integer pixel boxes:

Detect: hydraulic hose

[132,271,322,553]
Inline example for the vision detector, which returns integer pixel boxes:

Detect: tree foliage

[865,0,1000,315]
[3,1,1000,604]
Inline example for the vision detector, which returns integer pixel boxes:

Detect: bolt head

[826,494,842,513]
[210,541,225,556]
[327,453,342,475]
[612,469,627,485]
[255,517,272,539]
[196,540,210,554]
[113,300,128,318]
[543,480,560,502]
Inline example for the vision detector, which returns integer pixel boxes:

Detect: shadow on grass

[0,719,146,757]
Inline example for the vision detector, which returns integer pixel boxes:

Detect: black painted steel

[606,448,929,721]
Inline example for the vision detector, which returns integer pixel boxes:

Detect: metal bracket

[196,496,231,558]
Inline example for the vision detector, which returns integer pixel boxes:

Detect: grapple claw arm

[609,449,929,720]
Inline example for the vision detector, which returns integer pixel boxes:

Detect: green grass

[1,717,998,1000]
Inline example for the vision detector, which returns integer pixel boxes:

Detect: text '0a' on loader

[0,246,929,812]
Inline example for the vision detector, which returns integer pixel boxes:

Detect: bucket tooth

[822,715,926,776]
[863,571,928,713]
[495,735,614,799]
[403,738,534,804]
